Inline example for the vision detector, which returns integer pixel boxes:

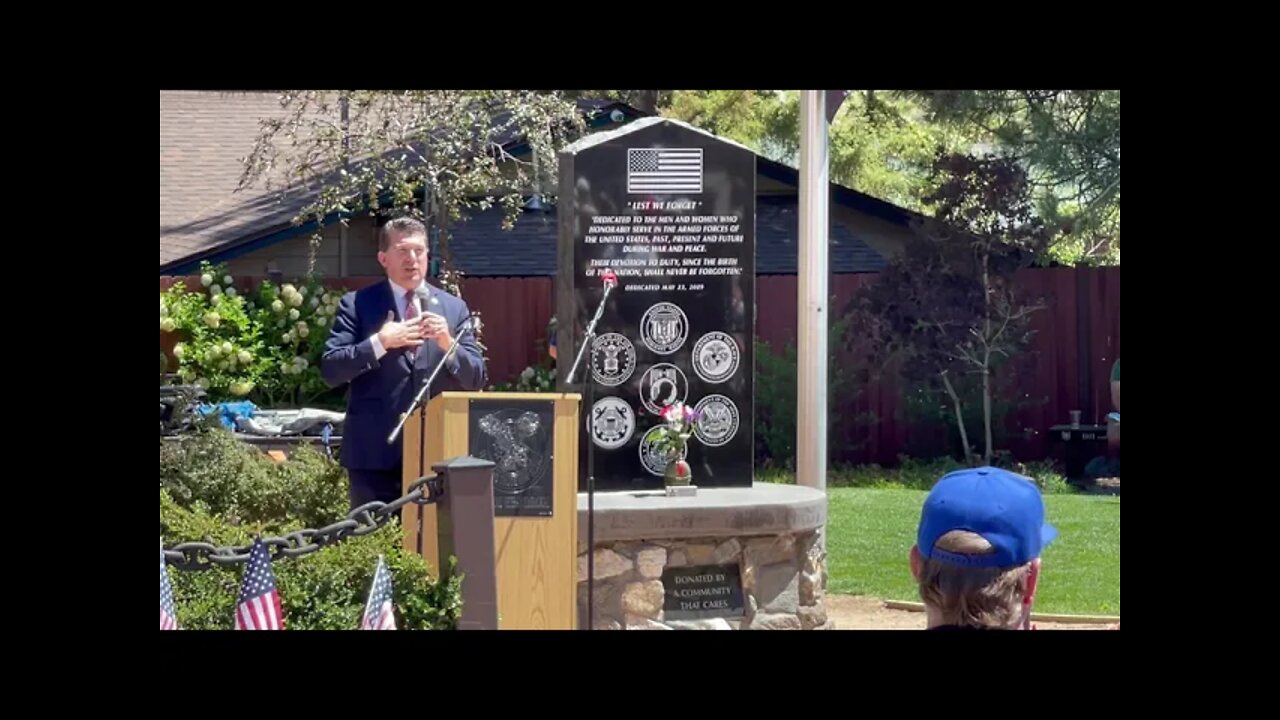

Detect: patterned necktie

[403,289,419,362]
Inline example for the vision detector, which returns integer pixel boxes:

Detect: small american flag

[627,148,703,194]
[160,538,178,631]
[361,555,397,630]
[234,538,284,630]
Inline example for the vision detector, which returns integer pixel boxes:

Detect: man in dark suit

[321,217,487,508]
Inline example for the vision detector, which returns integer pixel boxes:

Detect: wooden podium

[400,391,581,630]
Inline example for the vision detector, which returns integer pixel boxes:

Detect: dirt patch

[1075,476,1121,496]
[825,594,1115,630]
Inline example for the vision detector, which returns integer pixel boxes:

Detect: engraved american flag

[627,148,703,194]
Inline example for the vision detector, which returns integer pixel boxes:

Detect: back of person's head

[911,467,1057,629]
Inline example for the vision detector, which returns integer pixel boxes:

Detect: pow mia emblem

[590,333,636,387]
[640,302,689,355]
[692,332,740,384]
[589,396,634,450]
[693,394,740,447]
[639,426,687,477]
[638,363,688,415]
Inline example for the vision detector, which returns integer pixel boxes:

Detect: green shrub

[490,362,556,393]
[160,427,462,630]
[754,313,859,468]
[161,260,349,407]
[753,338,797,467]
[160,427,347,527]
[897,367,1044,461]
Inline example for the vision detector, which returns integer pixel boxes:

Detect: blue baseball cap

[917,467,1058,568]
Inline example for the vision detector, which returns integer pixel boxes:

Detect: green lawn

[825,487,1120,615]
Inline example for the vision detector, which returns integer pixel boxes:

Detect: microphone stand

[566,280,613,631]
[387,315,479,446]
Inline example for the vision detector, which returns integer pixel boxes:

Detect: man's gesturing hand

[377,310,427,350]
[422,312,453,351]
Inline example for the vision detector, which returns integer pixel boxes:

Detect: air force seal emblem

[590,333,636,387]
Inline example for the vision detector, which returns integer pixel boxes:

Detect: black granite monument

[558,118,755,491]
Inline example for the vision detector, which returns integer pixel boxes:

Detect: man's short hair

[917,531,1035,627]
[379,217,428,252]
[915,467,1057,627]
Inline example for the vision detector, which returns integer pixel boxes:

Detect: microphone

[409,285,439,321]
[601,268,618,289]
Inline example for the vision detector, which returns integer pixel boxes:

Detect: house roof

[447,195,886,276]
[159,92,641,273]
[160,93,913,276]
[160,91,301,268]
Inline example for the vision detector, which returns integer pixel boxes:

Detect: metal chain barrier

[162,474,443,572]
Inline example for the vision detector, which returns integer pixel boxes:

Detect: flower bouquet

[647,401,698,487]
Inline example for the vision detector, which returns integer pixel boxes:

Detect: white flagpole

[797,90,829,552]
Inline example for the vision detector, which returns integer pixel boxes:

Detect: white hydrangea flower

[210,285,222,296]
[160,318,176,332]
[282,284,296,296]
[237,350,252,364]
[289,308,300,320]
[225,287,237,297]
[289,294,303,307]
[221,342,233,355]
[298,326,309,338]
[298,286,307,296]
[201,274,213,287]
[272,299,285,313]
[203,312,221,328]
[223,275,234,286]
[173,343,186,359]
[310,297,320,307]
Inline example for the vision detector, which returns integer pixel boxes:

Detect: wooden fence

[161,267,1119,464]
